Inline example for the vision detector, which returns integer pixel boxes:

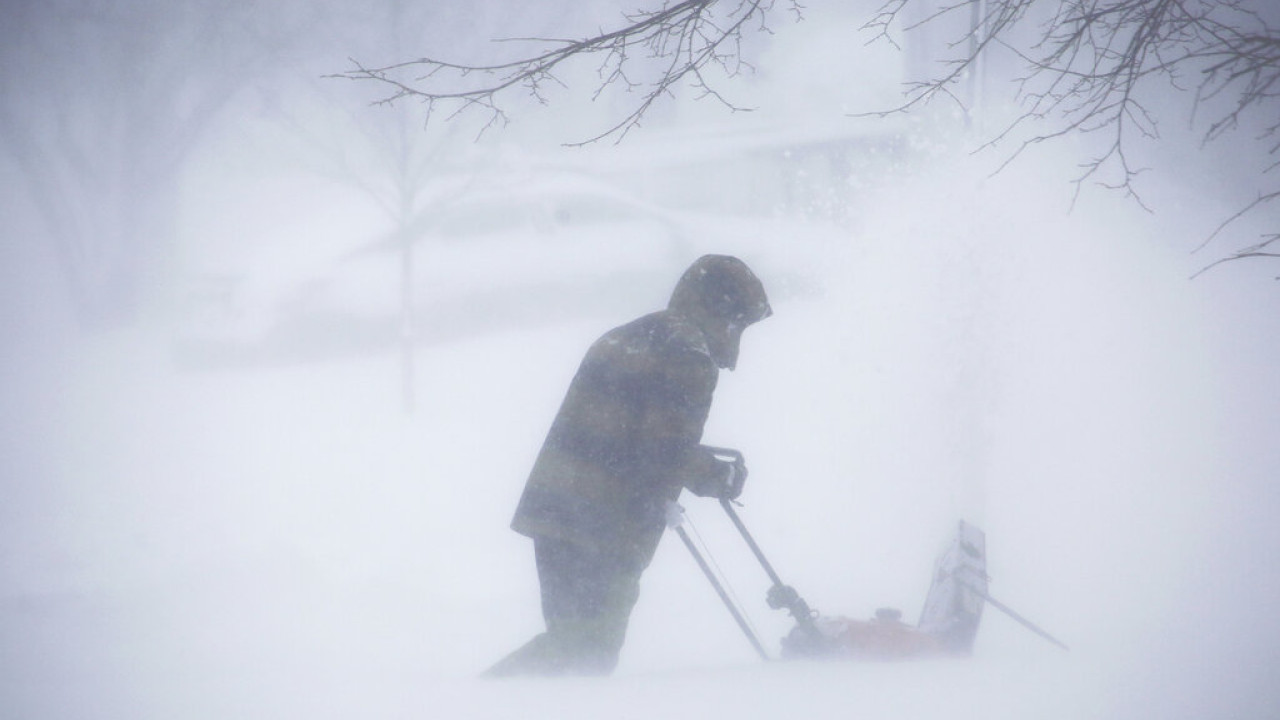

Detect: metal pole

[969,584,1070,651]
[672,523,772,662]
[719,499,786,586]
[719,499,818,633]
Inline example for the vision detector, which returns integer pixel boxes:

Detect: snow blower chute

[671,448,1069,661]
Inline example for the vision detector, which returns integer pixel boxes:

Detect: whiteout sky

[2,2,1279,719]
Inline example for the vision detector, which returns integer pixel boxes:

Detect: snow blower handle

[718,495,819,633]
[703,447,820,634]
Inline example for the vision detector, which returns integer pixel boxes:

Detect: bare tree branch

[332,0,1279,276]
[865,0,1280,276]
[330,0,799,145]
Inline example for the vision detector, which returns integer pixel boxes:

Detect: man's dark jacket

[510,308,725,571]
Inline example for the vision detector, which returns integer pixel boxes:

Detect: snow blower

[672,448,1069,661]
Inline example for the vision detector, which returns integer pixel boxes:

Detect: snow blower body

[681,448,987,661]
[682,449,1065,662]
[774,519,989,661]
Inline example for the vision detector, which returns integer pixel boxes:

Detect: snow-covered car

[173,173,698,365]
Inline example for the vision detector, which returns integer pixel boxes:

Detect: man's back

[511,309,720,569]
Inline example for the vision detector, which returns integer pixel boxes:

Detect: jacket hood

[668,255,771,369]
[668,255,771,323]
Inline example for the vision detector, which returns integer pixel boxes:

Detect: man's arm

[634,349,741,498]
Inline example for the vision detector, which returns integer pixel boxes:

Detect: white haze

[2,2,1279,719]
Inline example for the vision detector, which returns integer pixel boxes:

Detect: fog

[2,1,1278,719]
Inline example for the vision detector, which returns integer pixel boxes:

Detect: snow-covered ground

[3,128,1279,720]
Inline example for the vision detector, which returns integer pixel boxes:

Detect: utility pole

[966,0,987,133]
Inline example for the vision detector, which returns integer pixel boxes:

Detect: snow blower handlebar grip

[704,446,744,463]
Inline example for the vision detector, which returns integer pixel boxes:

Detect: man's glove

[713,455,748,500]
[664,500,686,528]
[686,446,748,500]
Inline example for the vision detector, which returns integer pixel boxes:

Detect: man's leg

[539,537,641,674]
[484,537,640,676]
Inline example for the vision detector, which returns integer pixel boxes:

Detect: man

[485,255,772,677]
